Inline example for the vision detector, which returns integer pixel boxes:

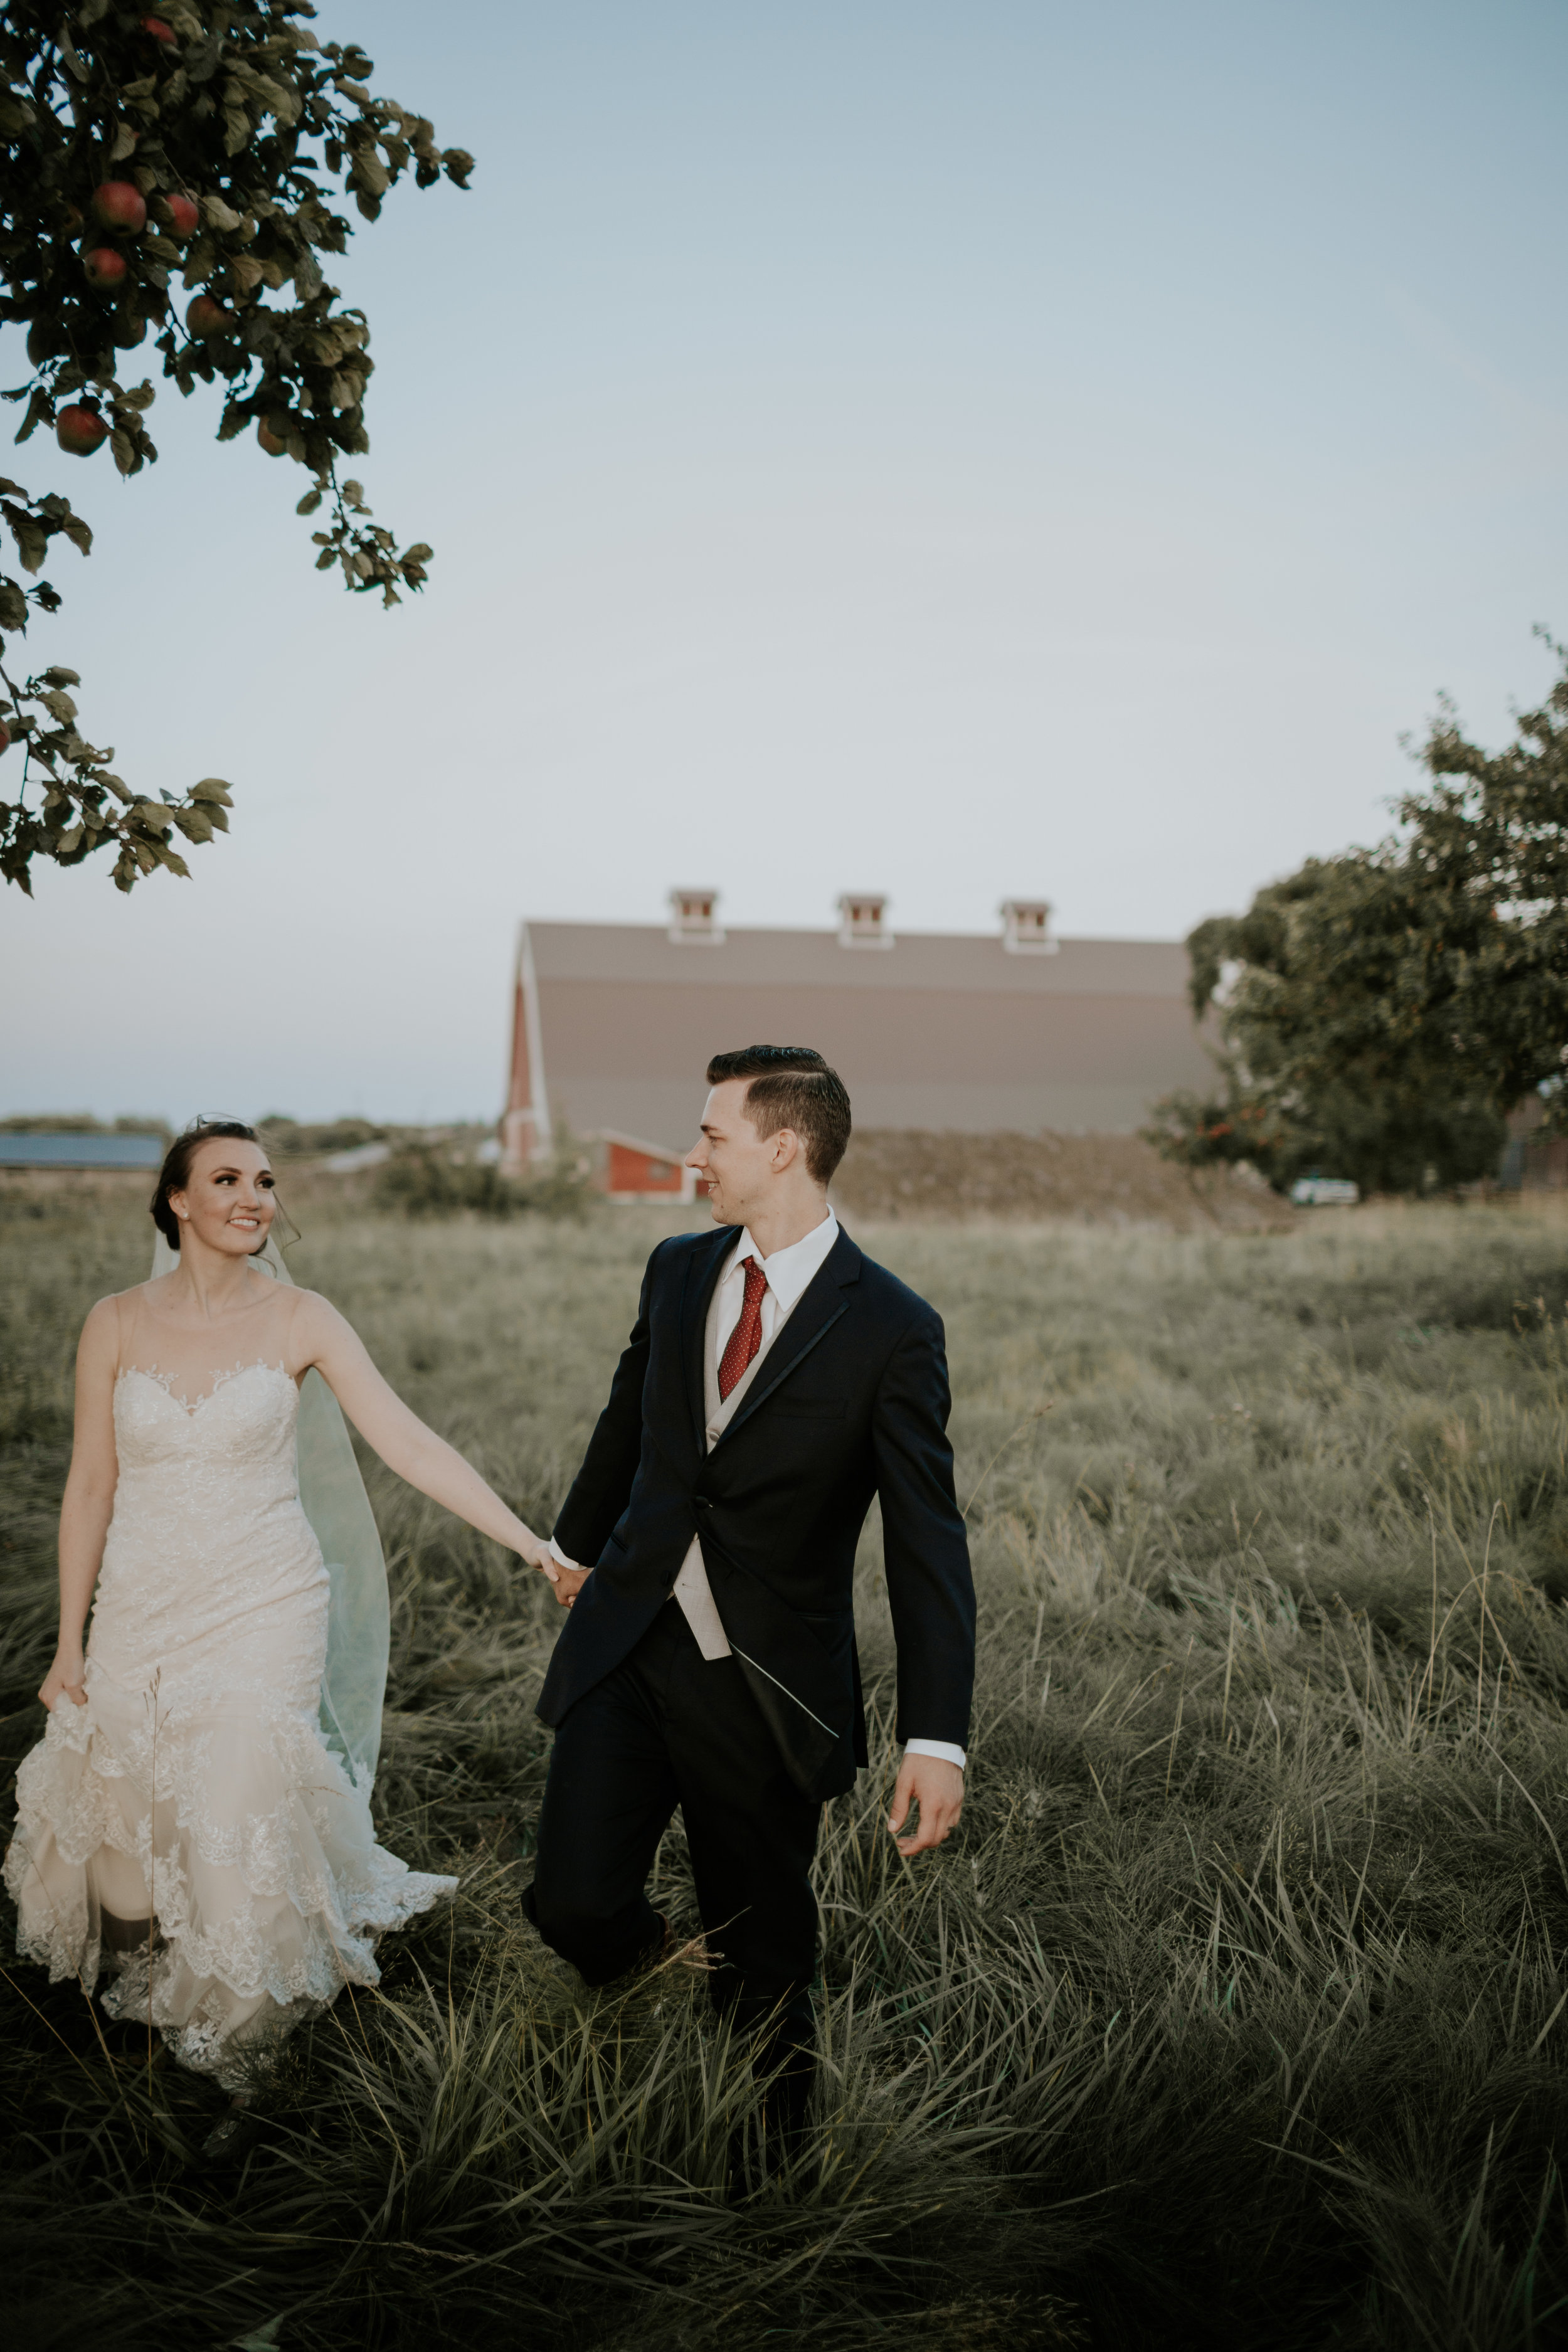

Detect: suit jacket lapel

[718,1228,862,1445]
[679,1228,732,1451]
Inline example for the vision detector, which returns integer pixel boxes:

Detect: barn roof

[529,921,1189,998]
[510,919,1212,1153]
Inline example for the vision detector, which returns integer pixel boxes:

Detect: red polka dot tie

[718,1256,768,1400]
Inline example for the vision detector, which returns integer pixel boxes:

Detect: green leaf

[4,511,48,576]
[295,489,322,516]
[16,389,52,445]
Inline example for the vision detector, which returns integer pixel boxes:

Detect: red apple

[82,246,129,292]
[112,313,149,349]
[92,181,148,236]
[166,192,199,240]
[186,293,234,339]
[56,405,109,457]
[257,420,287,457]
[142,16,176,41]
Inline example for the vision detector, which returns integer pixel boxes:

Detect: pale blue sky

[3,0,1565,1121]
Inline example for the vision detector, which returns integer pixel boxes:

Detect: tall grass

[3,1186,1568,2347]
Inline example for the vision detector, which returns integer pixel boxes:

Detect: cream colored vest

[669,1266,803,1658]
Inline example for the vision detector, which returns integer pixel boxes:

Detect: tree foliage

[1394,634,1568,1110]
[1148,637,1568,1195]
[374,1140,593,1222]
[0,2,471,893]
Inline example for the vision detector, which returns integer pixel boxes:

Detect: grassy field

[3,1182,1568,2349]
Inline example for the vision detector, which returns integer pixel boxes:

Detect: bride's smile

[167,1145,278,1261]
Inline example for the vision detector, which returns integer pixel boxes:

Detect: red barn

[501,891,1213,1192]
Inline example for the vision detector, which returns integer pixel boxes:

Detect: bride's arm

[290,1292,559,1583]
[40,1297,121,1711]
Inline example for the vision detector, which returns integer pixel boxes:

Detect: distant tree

[1148,636,1568,1194]
[1396,630,1568,1115]
[0,2,472,894]
[0,1108,167,1131]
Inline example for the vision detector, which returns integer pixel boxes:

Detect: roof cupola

[837,892,893,950]
[668,887,724,945]
[1000,899,1057,955]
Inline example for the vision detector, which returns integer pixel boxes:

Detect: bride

[4,1116,558,2144]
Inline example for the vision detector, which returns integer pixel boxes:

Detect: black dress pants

[523,1602,821,2070]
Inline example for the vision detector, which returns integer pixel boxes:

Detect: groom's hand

[537,1537,594,1608]
[549,1558,593,1608]
[887,1754,964,1857]
[553,1564,593,1608]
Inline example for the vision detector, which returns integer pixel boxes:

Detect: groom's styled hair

[706,1046,852,1184]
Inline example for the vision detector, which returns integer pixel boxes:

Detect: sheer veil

[149,1229,391,1794]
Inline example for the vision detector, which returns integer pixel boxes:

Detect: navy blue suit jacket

[539,1221,975,1801]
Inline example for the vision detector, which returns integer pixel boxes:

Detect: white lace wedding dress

[5,1355,455,2086]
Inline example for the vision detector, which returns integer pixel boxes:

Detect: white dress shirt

[553,1207,965,1771]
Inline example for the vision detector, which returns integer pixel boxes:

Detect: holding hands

[516,1531,564,1584]
[541,1544,592,1608]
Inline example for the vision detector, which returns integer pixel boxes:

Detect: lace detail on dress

[4,1354,455,2087]
[115,1359,294,1413]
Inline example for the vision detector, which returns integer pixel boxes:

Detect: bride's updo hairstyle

[151,1117,264,1251]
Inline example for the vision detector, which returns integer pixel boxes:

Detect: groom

[523,1044,975,2138]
